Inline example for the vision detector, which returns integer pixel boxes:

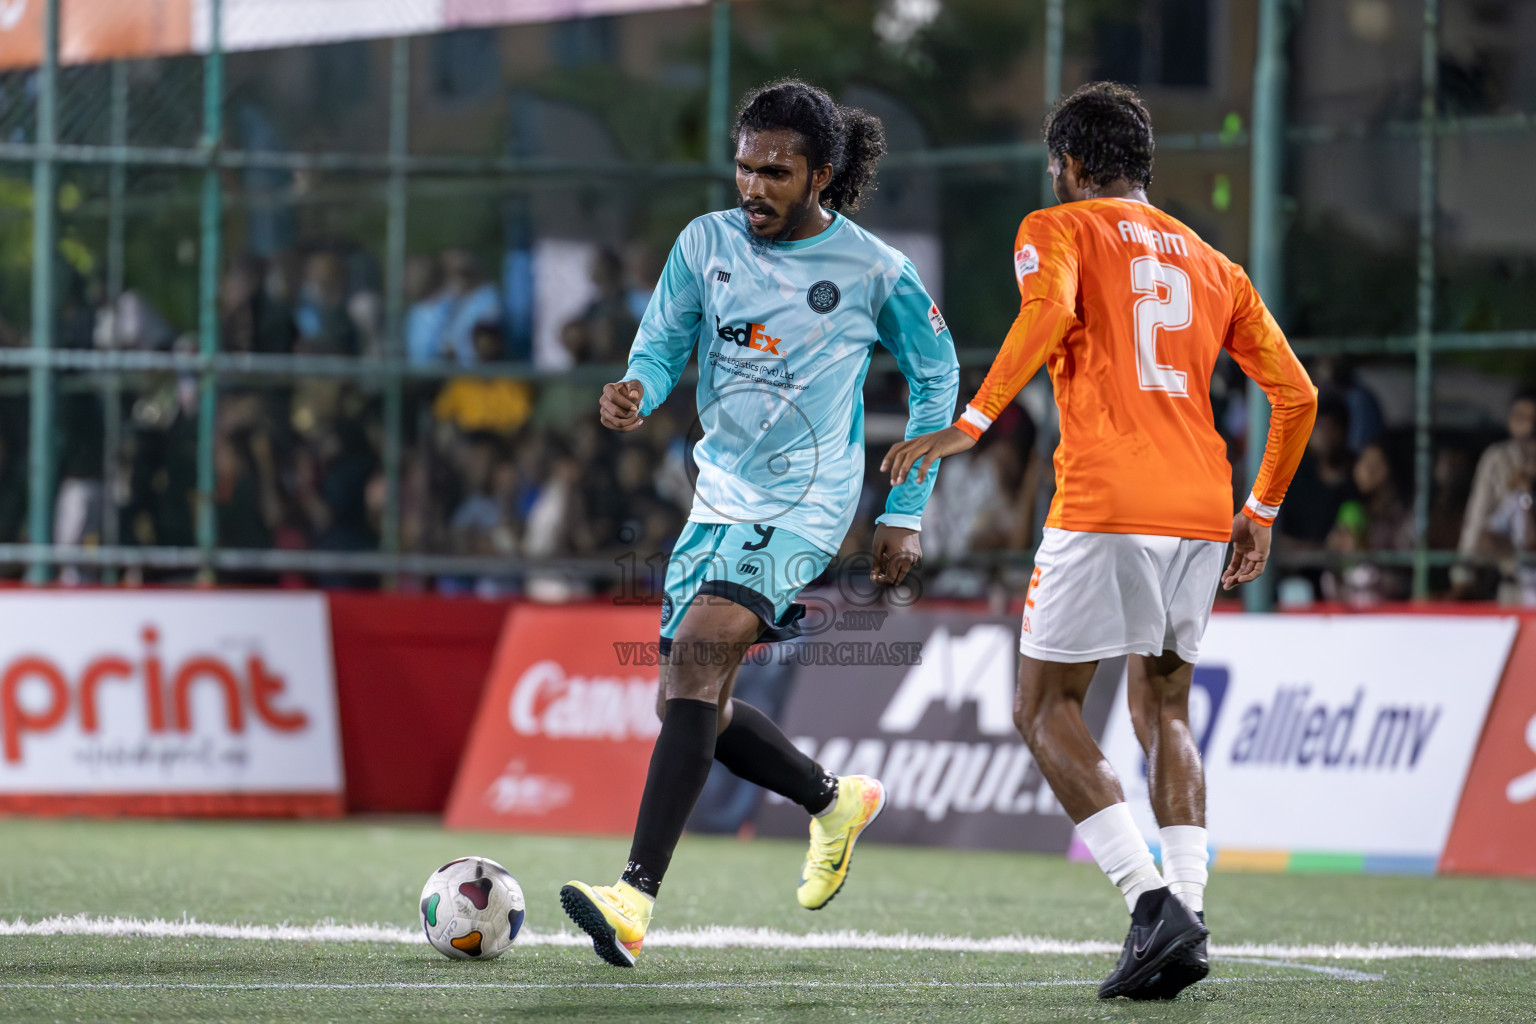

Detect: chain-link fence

[0,0,1532,606]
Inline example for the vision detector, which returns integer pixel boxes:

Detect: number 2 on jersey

[1129,255,1191,395]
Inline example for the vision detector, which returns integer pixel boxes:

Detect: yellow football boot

[559,879,653,967]
[797,775,887,910]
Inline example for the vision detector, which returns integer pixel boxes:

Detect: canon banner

[753,609,1122,854]
[444,605,660,834]
[0,592,343,815]
[1098,615,1518,867]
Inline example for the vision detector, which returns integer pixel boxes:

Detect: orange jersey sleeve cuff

[1242,492,1280,527]
[953,405,992,441]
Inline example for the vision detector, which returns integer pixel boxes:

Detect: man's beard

[741,183,821,247]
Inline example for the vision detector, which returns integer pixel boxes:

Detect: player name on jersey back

[1115,218,1189,257]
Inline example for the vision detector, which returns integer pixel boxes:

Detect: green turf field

[0,818,1532,1022]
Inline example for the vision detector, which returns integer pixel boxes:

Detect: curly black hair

[732,79,887,212]
[1043,81,1155,191]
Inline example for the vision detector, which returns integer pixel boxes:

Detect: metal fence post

[706,0,732,212]
[195,0,225,581]
[1412,0,1439,600]
[25,0,61,585]
[1244,0,1287,613]
[102,60,129,585]
[1041,0,1063,210]
[381,37,410,568]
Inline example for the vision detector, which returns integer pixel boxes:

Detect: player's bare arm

[869,524,921,586]
[1223,512,1270,590]
[599,380,645,432]
[881,425,976,487]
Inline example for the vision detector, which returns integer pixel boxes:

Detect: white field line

[0,915,1526,964]
[0,979,1356,992]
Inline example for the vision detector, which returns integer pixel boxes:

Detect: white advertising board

[0,593,342,806]
[1098,615,1517,861]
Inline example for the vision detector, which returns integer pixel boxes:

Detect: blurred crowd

[0,243,1533,606]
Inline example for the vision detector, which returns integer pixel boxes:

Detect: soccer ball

[419,856,525,960]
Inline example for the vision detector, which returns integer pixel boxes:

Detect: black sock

[714,699,838,815]
[621,698,718,898]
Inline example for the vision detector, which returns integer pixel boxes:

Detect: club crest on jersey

[928,303,947,336]
[807,280,840,314]
[715,315,784,354]
[1015,244,1040,280]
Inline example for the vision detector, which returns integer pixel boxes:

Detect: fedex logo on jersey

[715,315,785,355]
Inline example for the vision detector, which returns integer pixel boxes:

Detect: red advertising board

[328,593,511,814]
[444,604,660,834]
[1440,613,1536,877]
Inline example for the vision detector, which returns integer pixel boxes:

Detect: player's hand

[599,380,645,432]
[1223,512,1271,590]
[881,426,976,486]
[870,524,921,587]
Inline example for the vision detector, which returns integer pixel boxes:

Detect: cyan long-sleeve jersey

[624,209,961,555]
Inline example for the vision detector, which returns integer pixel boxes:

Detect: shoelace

[603,887,646,924]
[805,817,848,875]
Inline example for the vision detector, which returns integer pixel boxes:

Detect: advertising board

[754,608,1121,853]
[445,604,660,834]
[1097,615,1517,869]
[0,592,343,815]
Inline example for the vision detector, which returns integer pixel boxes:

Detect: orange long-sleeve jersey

[954,198,1317,542]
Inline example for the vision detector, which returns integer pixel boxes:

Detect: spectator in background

[520,435,594,602]
[1454,390,1536,598]
[294,251,358,356]
[920,401,1039,599]
[432,322,535,436]
[439,249,504,365]
[346,252,386,360]
[561,246,639,365]
[1277,395,1355,548]
[1428,446,1473,551]
[624,241,662,324]
[95,279,175,351]
[1325,442,1414,603]
[405,254,449,365]
[922,402,1038,560]
[218,255,296,355]
[214,429,285,582]
[1318,356,1385,454]
[449,435,514,557]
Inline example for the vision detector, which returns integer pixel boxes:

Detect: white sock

[1077,803,1164,913]
[1159,825,1208,914]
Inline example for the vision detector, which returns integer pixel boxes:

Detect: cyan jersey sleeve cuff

[624,365,665,417]
[876,512,923,532]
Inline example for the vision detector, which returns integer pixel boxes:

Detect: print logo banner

[0,592,343,815]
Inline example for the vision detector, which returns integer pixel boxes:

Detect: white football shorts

[1019,526,1225,664]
